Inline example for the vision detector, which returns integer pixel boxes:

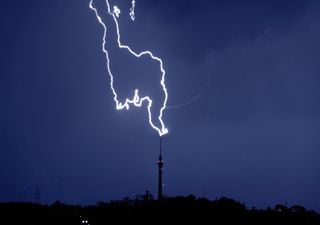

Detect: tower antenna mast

[157,136,164,200]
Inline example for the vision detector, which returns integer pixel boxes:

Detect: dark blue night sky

[1,0,320,211]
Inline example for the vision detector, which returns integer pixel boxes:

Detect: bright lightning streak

[89,0,168,136]
[129,0,136,21]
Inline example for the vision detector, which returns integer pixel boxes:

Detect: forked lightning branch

[89,0,169,136]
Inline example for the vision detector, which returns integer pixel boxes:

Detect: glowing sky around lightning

[89,0,168,136]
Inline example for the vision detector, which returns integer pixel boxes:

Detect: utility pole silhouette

[33,185,40,204]
[60,176,63,202]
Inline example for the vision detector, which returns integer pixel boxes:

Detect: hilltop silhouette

[1,194,319,225]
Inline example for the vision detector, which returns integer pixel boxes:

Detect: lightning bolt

[89,0,168,136]
[129,0,136,21]
[167,74,211,109]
